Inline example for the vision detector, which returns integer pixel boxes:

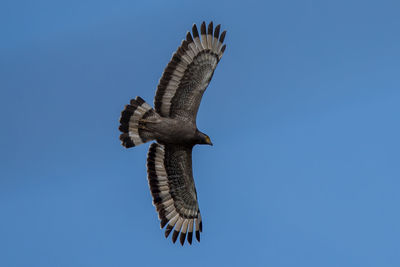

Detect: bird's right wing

[154,21,227,123]
[147,143,202,245]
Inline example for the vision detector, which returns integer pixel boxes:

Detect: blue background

[1,1,399,266]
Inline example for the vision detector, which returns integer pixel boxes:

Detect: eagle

[119,21,227,245]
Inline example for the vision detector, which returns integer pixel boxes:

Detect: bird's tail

[119,96,159,148]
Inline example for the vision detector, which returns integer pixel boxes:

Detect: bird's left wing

[154,21,227,122]
[147,143,202,245]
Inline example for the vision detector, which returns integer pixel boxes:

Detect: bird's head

[196,131,213,146]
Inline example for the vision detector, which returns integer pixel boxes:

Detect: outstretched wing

[147,143,202,245]
[154,21,227,122]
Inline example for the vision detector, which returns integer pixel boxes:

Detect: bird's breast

[153,117,197,145]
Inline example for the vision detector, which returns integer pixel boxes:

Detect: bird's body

[140,116,200,145]
[119,21,226,245]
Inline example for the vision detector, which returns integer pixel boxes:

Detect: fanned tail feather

[119,96,157,148]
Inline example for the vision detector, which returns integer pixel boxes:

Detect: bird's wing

[154,21,227,122]
[147,142,202,245]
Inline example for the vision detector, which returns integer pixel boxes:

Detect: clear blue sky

[1,0,399,266]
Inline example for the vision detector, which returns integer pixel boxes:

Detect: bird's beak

[205,136,213,146]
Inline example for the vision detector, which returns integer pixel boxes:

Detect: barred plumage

[118,21,227,245]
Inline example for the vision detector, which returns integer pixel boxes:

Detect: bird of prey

[119,21,227,245]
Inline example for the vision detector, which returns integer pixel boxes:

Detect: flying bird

[119,21,227,245]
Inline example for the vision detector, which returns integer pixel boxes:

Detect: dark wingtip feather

[187,232,193,244]
[199,221,203,232]
[192,24,199,38]
[160,218,168,229]
[181,40,189,50]
[186,31,193,42]
[219,30,227,43]
[195,230,200,242]
[208,22,213,35]
[201,21,206,35]
[214,24,221,38]
[165,225,173,238]
[155,203,164,212]
[180,232,187,246]
[221,44,226,53]
[172,230,179,243]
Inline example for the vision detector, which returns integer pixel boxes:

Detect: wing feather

[154,22,227,121]
[147,143,202,245]
[207,22,213,49]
